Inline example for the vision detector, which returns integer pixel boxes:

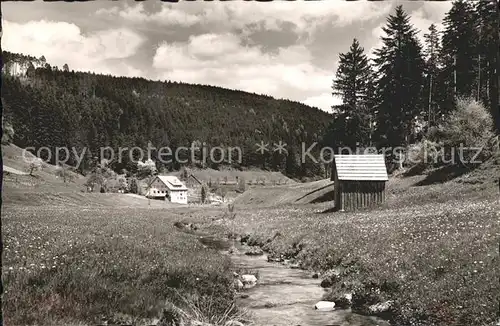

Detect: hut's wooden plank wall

[334,179,386,211]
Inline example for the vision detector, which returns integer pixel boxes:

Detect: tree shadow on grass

[309,189,335,204]
[414,164,475,186]
[294,182,334,203]
[403,164,427,177]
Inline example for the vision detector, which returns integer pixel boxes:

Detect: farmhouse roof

[188,174,203,184]
[154,175,188,191]
[333,154,388,181]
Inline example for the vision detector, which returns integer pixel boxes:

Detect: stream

[198,235,391,326]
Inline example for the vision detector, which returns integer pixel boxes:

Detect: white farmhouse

[146,176,188,204]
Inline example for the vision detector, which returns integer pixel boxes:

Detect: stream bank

[195,232,390,326]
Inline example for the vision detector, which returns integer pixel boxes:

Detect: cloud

[2,19,144,77]
[410,2,451,42]
[417,1,452,25]
[97,4,201,27]
[97,1,393,36]
[185,33,243,59]
[304,93,342,113]
[153,33,334,109]
[213,1,393,34]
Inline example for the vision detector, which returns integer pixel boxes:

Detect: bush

[84,166,117,192]
[404,140,442,170]
[2,118,14,145]
[27,157,44,176]
[237,176,246,193]
[117,175,128,192]
[217,188,228,202]
[437,97,495,166]
[223,203,236,220]
[180,167,189,181]
[137,159,157,178]
[55,165,76,183]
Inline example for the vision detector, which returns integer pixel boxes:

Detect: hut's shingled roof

[332,154,388,181]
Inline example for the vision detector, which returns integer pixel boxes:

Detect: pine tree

[201,185,207,204]
[423,24,442,127]
[440,0,479,106]
[372,5,426,148]
[129,178,138,194]
[475,0,500,131]
[331,38,375,149]
[285,141,299,177]
[497,1,500,132]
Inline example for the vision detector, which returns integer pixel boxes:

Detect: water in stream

[200,236,390,326]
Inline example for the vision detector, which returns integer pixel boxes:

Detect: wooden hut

[331,154,388,211]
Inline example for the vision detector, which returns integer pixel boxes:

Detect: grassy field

[2,174,499,325]
[2,146,244,326]
[1,204,244,326]
[3,143,500,326]
[184,165,500,326]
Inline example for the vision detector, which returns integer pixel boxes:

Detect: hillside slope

[233,155,500,207]
[2,144,172,207]
[2,144,85,183]
[2,51,331,178]
[234,179,334,207]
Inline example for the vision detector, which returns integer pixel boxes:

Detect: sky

[2,0,452,112]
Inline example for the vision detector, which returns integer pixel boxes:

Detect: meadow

[187,171,500,326]
[2,205,239,326]
[2,152,499,326]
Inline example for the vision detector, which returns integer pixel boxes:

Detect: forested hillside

[1,52,331,178]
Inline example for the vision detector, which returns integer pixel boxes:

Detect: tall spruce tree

[423,24,442,127]
[497,0,500,132]
[475,0,500,131]
[440,0,479,108]
[330,38,374,149]
[372,5,425,148]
